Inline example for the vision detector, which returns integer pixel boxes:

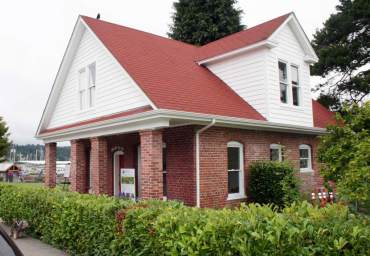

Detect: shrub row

[0,183,369,255]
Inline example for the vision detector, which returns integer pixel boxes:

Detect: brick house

[36,13,335,208]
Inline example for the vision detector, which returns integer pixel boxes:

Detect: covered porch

[43,126,196,205]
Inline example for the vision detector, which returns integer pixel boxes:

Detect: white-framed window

[227,141,245,200]
[78,68,87,110]
[299,144,312,172]
[88,63,96,108]
[291,65,300,106]
[278,61,288,103]
[270,144,283,162]
[78,62,96,110]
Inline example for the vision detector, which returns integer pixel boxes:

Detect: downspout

[195,118,216,207]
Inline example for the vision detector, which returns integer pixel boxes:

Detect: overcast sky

[0,0,339,145]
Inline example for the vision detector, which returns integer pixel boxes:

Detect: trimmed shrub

[249,161,300,207]
[0,183,369,255]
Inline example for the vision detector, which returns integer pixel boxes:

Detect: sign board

[120,168,135,200]
[64,164,71,178]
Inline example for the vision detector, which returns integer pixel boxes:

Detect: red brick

[70,140,89,193]
[44,142,56,188]
[139,130,163,199]
[90,137,109,195]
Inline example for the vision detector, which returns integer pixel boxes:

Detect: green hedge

[0,183,369,255]
[249,161,300,207]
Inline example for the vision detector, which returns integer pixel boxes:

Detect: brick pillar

[140,130,163,200]
[90,137,108,195]
[44,142,56,188]
[70,140,88,193]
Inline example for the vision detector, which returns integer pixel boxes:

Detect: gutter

[195,118,216,208]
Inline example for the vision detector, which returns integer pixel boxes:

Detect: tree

[168,0,245,46]
[0,117,10,162]
[311,0,370,110]
[318,102,370,211]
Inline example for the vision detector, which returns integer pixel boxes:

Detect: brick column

[70,140,88,193]
[90,137,108,195]
[140,130,163,199]
[44,142,56,188]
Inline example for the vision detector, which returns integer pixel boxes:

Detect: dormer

[198,13,318,127]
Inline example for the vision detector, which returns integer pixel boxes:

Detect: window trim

[78,62,96,111]
[299,144,313,172]
[278,60,289,104]
[88,62,96,108]
[291,64,300,106]
[227,141,246,200]
[270,144,283,162]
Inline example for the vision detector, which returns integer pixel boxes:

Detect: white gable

[206,14,315,127]
[38,19,152,132]
[266,21,314,127]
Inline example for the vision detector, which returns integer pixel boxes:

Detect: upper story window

[227,141,245,200]
[270,144,283,162]
[278,61,300,106]
[299,144,312,172]
[78,63,96,110]
[279,61,288,103]
[291,65,300,106]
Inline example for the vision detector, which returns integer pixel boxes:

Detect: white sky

[0,0,339,145]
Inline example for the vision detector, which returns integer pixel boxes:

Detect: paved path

[0,223,66,256]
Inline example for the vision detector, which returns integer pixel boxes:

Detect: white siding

[47,27,149,129]
[207,49,269,118]
[266,23,313,126]
[207,22,314,127]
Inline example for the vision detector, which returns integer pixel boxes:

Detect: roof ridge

[199,12,292,50]
[81,15,198,49]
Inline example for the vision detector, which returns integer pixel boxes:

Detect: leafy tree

[318,102,370,211]
[168,0,245,46]
[311,0,370,110]
[0,117,10,162]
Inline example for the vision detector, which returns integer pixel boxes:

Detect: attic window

[278,61,288,103]
[78,63,96,110]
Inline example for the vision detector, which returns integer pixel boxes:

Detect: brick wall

[139,130,163,199]
[199,126,322,208]
[90,137,109,195]
[164,126,196,206]
[70,140,89,193]
[44,142,56,188]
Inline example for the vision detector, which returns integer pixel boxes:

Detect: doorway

[113,151,124,197]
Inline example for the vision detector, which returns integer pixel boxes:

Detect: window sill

[227,194,247,201]
[77,107,95,115]
[300,169,314,173]
[280,104,304,112]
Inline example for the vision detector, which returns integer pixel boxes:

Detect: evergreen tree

[168,0,245,46]
[311,0,370,110]
[0,117,10,162]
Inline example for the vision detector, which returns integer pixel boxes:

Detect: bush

[249,161,300,207]
[0,183,369,255]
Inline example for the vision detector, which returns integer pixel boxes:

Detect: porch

[44,126,196,205]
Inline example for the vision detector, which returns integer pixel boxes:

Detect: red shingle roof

[82,16,265,121]
[82,14,333,128]
[312,100,336,128]
[197,13,291,61]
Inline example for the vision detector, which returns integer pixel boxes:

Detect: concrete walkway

[0,223,66,256]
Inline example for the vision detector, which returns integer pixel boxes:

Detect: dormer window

[278,61,300,106]
[279,61,288,103]
[291,65,300,106]
[78,62,96,110]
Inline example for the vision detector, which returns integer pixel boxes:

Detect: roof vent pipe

[195,118,216,208]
